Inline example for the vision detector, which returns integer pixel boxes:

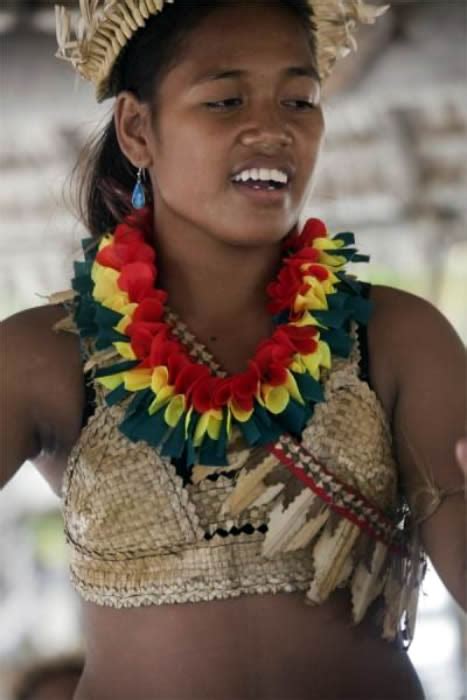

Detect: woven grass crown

[55,0,389,103]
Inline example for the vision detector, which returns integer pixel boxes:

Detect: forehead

[172,2,315,82]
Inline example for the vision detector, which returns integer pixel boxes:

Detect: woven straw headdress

[55,0,389,103]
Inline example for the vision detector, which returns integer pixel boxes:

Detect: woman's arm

[0,311,43,489]
[386,287,466,610]
[0,305,83,492]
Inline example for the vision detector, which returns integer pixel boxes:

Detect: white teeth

[232,168,288,184]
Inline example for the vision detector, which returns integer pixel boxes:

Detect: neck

[151,215,286,329]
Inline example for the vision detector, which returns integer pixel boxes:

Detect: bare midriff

[72,588,425,700]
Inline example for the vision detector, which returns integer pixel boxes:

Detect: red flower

[174,363,211,398]
[230,394,255,412]
[260,362,288,386]
[285,246,320,269]
[130,325,157,359]
[133,298,165,323]
[143,288,168,304]
[302,263,330,282]
[112,226,145,246]
[96,224,156,270]
[149,333,183,368]
[255,339,293,371]
[287,218,327,252]
[118,262,157,302]
[119,207,154,242]
[192,376,219,413]
[266,265,309,315]
[96,239,155,271]
[251,335,292,385]
[167,352,191,383]
[276,325,318,354]
[230,365,260,411]
[127,320,166,338]
[211,378,233,409]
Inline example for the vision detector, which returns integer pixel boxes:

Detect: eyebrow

[192,65,320,85]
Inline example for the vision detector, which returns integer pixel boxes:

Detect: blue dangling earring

[131,166,146,209]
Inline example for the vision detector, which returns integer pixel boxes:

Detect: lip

[231,159,295,182]
[231,180,291,204]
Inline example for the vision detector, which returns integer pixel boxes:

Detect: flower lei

[72,207,372,474]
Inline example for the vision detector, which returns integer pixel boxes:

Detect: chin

[220,229,286,248]
[218,217,298,247]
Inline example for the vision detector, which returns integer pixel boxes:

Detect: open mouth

[231,179,288,192]
[230,180,290,206]
[230,179,290,204]
[230,168,292,203]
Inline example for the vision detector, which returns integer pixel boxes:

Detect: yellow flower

[313,237,344,251]
[145,366,176,414]
[91,264,120,304]
[229,402,254,423]
[289,356,306,374]
[149,385,175,415]
[284,370,305,405]
[294,277,328,313]
[322,273,340,294]
[151,366,170,394]
[164,394,186,427]
[301,340,331,379]
[311,237,347,269]
[115,315,132,335]
[185,406,194,436]
[317,340,332,369]
[318,251,347,269]
[193,409,224,446]
[261,384,290,414]
[97,234,113,252]
[96,373,124,391]
[113,342,137,360]
[108,295,136,315]
[225,408,232,438]
[292,311,319,328]
[123,368,152,392]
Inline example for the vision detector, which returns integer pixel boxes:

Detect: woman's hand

[455,438,467,478]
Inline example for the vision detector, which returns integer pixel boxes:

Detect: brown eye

[205,98,243,110]
[283,100,316,110]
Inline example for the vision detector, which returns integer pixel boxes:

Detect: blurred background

[0,0,466,698]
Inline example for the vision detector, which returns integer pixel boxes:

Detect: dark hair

[67,0,316,238]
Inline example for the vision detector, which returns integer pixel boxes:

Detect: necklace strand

[72,207,372,471]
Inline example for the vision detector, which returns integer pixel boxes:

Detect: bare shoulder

[368,283,463,353]
[365,284,465,415]
[1,304,85,492]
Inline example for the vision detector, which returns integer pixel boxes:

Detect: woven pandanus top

[54,298,427,649]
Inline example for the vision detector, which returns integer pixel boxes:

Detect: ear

[113,91,155,169]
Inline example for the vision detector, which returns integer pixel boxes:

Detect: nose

[239,103,293,151]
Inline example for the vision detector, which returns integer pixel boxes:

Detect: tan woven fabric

[55,302,427,646]
[54,1,390,103]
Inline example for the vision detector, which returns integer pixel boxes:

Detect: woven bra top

[56,281,427,649]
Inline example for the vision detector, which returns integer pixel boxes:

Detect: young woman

[1,1,465,699]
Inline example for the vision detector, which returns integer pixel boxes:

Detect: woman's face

[148,1,324,247]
